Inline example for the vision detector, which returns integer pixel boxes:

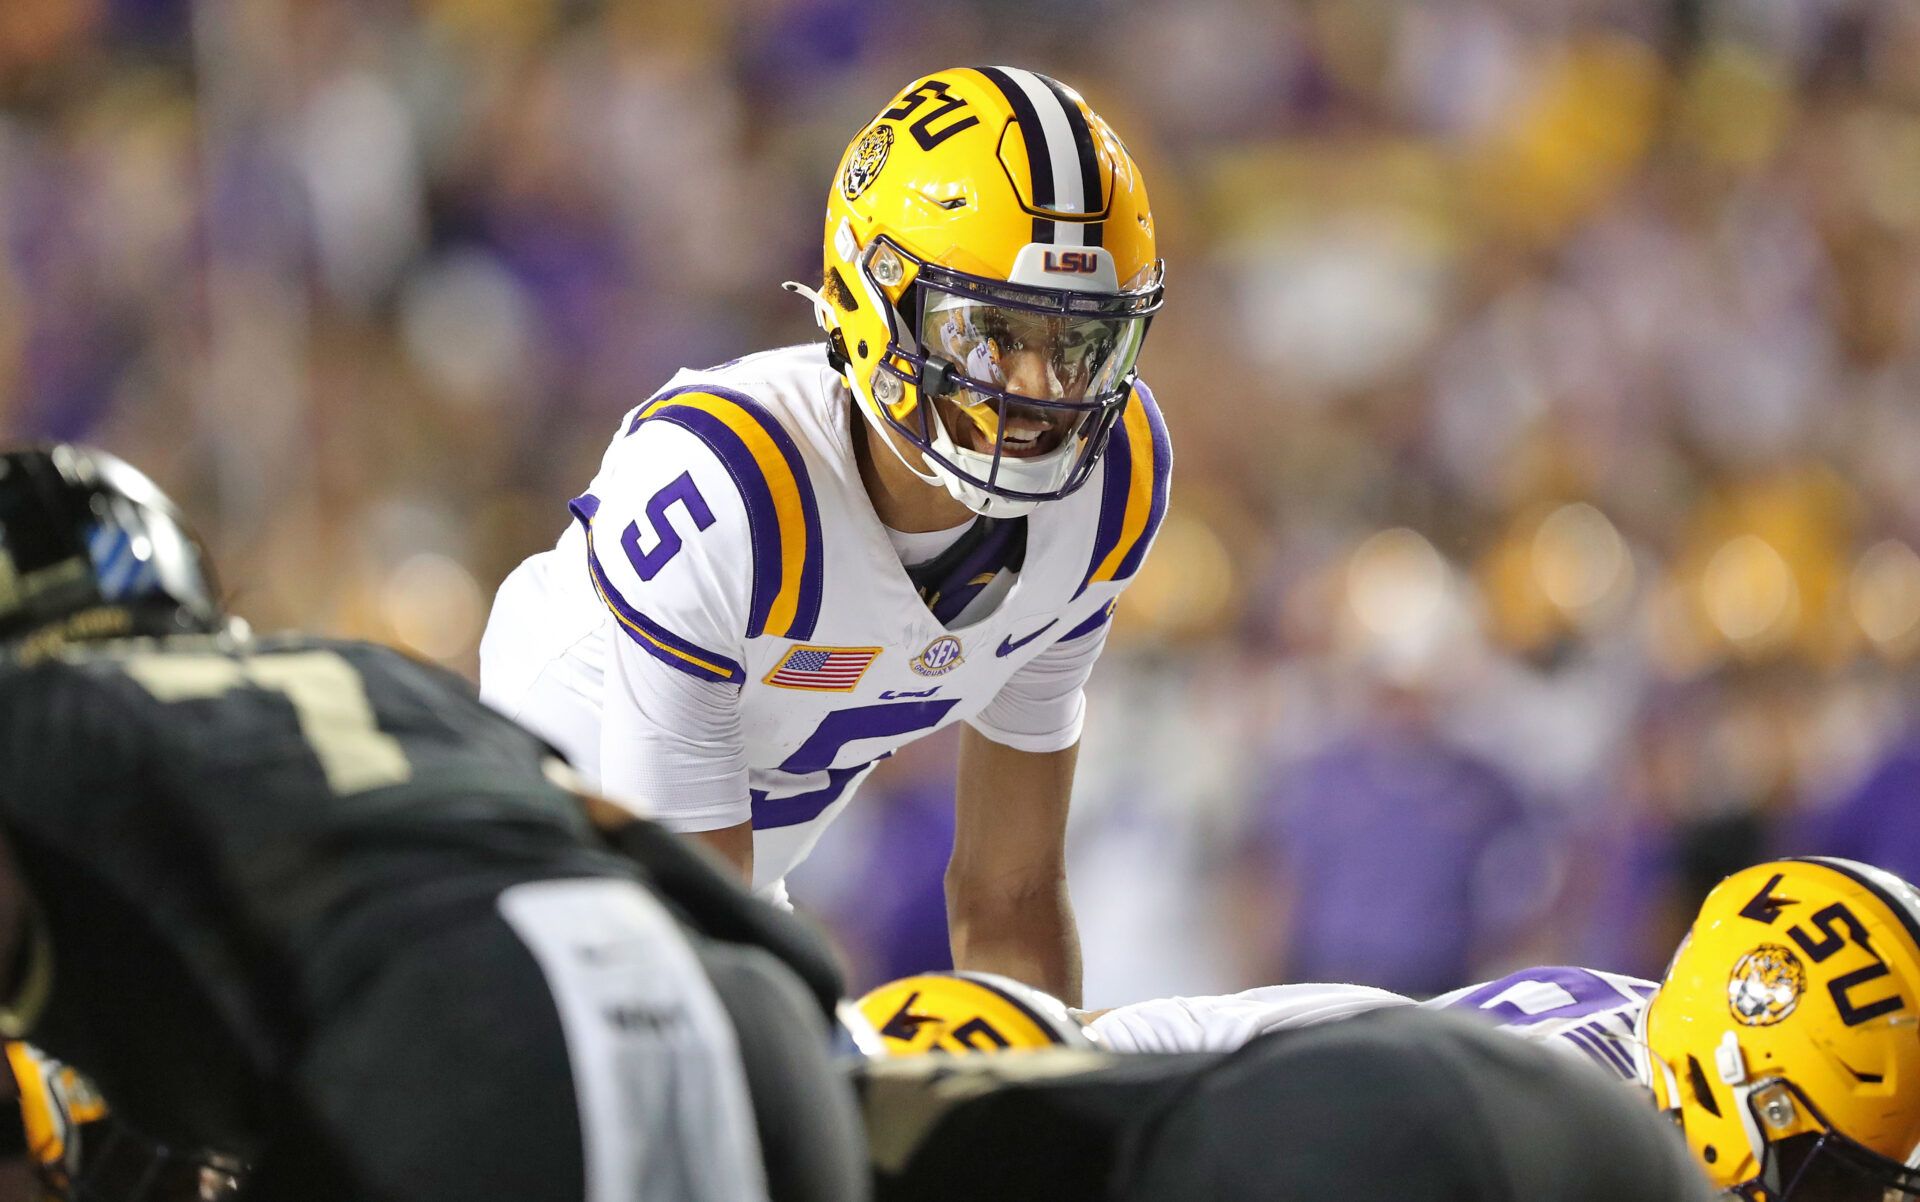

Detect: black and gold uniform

[0,446,865,1202]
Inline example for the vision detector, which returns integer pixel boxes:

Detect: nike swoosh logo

[997,620,1058,657]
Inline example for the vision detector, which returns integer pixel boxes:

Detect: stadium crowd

[6,0,1920,1007]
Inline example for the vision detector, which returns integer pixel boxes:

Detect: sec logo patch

[910,635,963,677]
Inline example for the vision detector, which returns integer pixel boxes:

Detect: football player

[1079,857,1920,1201]
[0,446,867,1202]
[851,1006,1711,1201]
[481,67,1172,1005]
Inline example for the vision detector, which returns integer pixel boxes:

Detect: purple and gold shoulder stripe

[569,492,746,686]
[626,386,826,643]
[1074,379,1170,600]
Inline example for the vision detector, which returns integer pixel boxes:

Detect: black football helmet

[0,446,223,647]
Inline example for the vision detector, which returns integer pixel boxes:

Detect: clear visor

[919,294,1146,458]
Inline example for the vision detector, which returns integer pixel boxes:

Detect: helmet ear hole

[823,267,859,313]
[1686,1055,1724,1117]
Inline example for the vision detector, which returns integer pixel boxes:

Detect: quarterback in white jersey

[482,67,1169,1005]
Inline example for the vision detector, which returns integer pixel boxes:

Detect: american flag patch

[764,645,881,692]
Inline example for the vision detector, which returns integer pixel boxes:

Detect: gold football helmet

[855,971,1092,1056]
[796,67,1163,518]
[1643,858,1920,1200]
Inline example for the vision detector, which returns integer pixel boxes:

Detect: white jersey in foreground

[1088,965,1656,1086]
[1427,965,1656,1085]
[1085,983,1416,1053]
[481,345,1170,895]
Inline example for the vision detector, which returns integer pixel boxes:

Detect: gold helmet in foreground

[1644,858,1920,1201]
[855,971,1092,1056]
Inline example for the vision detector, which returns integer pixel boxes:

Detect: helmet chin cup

[921,400,1069,518]
[853,354,1060,518]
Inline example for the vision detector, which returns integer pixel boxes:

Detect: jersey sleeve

[570,388,827,824]
[1087,983,1415,1054]
[570,424,752,690]
[966,617,1109,753]
[1423,966,1658,1083]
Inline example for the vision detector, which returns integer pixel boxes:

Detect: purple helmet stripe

[1038,74,1106,248]
[975,66,1057,244]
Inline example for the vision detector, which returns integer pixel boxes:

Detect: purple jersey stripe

[640,405,784,639]
[1109,379,1171,582]
[1558,1026,1624,1078]
[750,764,875,830]
[570,496,746,686]
[1075,409,1135,601]
[1562,1024,1637,1082]
[1057,598,1116,643]
[631,385,826,642]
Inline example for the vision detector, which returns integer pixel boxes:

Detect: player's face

[922,300,1143,460]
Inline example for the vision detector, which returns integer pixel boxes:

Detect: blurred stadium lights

[1849,539,1920,660]
[1531,501,1633,620]
[381,550,486,663]
[1339,526,1477,687]
[1701,532,1799,650]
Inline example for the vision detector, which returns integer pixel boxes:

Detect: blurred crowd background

[9,0,1920,1005]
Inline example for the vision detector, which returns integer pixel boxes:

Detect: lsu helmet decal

[1644,858,1920,1200]
[794,67,1164,519]
[856,971,1093,1056]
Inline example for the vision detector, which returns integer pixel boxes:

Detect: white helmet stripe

[989,65,1088,246]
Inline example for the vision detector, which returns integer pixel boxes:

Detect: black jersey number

[124,651,411,795]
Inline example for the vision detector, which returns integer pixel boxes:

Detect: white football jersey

[481,344,1170,893]
[1086,983,1417,1053]
[1089,966,1656,1087]
[1425,965,1656,1085]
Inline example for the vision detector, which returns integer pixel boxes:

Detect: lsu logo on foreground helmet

[856,972,1093,1056]
[1643,858,1920,1201]
[798,66,1164,519]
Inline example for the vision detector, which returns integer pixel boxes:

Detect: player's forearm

[946,875,1083,1007]
[948,730,1083,1004]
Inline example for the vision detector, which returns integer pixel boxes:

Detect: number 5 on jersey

[622,471,715,581]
